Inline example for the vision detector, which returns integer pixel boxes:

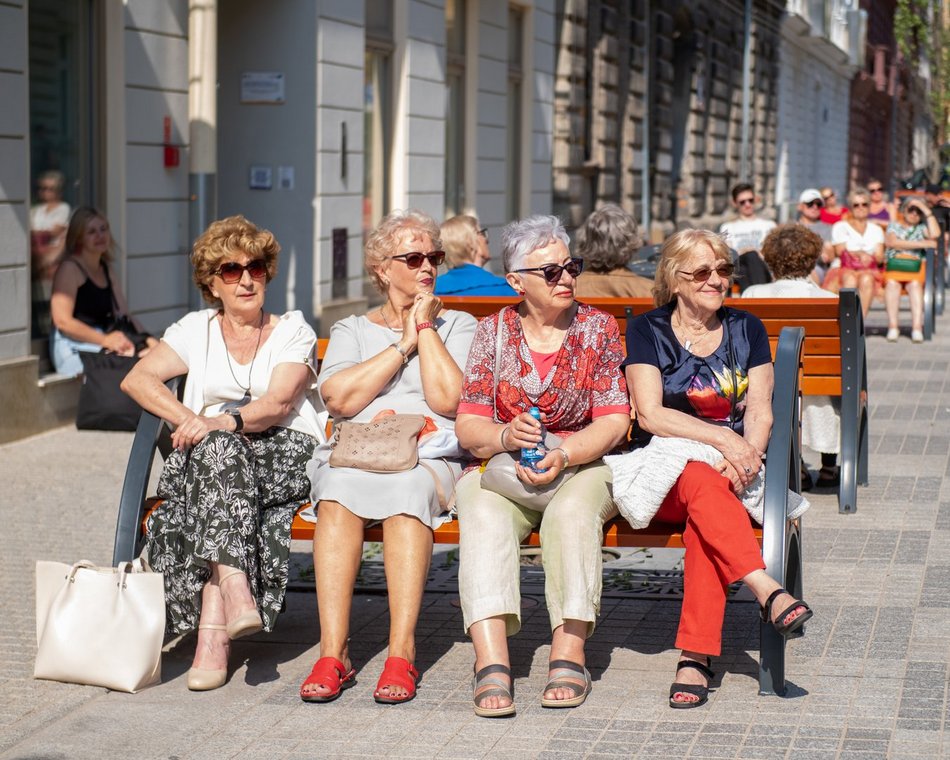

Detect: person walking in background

[434,215,516,296]
[866,178,894,231]
[49,207,157,376]
[30,170,71,286]
[883,197,941,343]
[824,188,884,318]
[573,204,653,299]
[819,187,849,224]
[718,183,774,291]
[795,189,835,283]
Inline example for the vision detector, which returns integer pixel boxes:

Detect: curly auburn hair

[191,215,279,305]
[760,224,823,280]
[652,228,733,307]
[364,209,441,294]
[575,204,644,272]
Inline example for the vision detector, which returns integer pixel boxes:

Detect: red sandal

[373,656,419,704]
[299,656,356,703]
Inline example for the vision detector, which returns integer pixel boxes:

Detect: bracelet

[551,447,570,468]
[499,424,512,451]
[415,321,435,331]
[390,342,409,365]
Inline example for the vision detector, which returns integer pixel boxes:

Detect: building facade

[0,0,556,443]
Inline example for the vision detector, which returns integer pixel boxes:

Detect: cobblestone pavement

[1,304,948,759]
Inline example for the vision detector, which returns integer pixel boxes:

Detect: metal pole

[740,0,752,180]
[642,1,652,237]
[189,0,217,310]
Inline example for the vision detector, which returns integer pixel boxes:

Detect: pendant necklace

[222,309,265,406]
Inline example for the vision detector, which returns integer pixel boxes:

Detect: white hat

[799,189,823,204]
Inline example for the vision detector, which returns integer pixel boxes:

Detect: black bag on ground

[76,351,142,431]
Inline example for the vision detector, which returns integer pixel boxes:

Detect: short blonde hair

[440,214,480,268]
[652,229,732,307]
[364,209,441,294]
[191,215,279,305]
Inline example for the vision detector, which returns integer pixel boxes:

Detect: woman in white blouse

[824,188,885,317]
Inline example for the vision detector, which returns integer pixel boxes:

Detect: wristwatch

[225,408,244,432]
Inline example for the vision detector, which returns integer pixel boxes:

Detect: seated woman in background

[743,224,839,490]
[433,214,516,296]
[49,207,157,376]
[866,178,895,230]
[824,188,884,318]
[122,215,324,691]
[623,229,812,709]
[454,215,630,717]
[302,209,476,705]
[573,203,654,299]
[883,197,941,343]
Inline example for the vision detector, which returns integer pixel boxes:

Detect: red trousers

[654,461,765,656]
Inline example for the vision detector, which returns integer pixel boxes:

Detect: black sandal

[668,657,714,709]
[814,466,840,488]
[761,588,813,638]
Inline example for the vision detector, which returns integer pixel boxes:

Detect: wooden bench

[113,326,807,696]
[442,290,869,514]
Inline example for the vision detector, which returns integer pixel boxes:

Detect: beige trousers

[457,462,617,637]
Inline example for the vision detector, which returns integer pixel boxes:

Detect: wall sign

[240,72,285,104]
[249,166,272,190]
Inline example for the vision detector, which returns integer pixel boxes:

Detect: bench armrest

[761,326,804,583]
[112,376,182,564]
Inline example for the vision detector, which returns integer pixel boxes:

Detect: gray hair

[501,215,571,273]
[575,204,643,272]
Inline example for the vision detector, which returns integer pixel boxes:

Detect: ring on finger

[743,466,752,474]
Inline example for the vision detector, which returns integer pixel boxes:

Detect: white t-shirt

[741,278,836,299]
[830,221,884,253]
[30,202,71,231]
[718,218,776,253]
[161,308,326,440]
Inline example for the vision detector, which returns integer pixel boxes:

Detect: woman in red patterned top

[454,215,631,717]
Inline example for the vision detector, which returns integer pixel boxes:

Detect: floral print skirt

[145,427,316,635]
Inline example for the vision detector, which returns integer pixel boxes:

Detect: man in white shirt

[796,188,835,282]
[719,183,775,290]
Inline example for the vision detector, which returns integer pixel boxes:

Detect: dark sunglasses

[217,259,268,283]
[905,206,922,214]
[386,251,446,268]
[678,263,735,282]
[852,202,869,208]
[514,257,584,284]
[737,198,755,206]
[805,199,824,208]
[868,186,883,192]
[822,193,835,200]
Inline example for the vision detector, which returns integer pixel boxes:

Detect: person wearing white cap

[796,189,835,283]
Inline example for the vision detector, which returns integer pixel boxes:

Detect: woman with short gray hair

[454,214,631,717]
[574,204,653,299]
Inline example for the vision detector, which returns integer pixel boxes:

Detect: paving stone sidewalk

[1,304,948,759]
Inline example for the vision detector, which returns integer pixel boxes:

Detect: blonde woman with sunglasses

[454,215,631,716]
[123,215,325,691]
[618,229,812,708]
[301,209,476,705]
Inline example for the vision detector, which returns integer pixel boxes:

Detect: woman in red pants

[623,229,812,708]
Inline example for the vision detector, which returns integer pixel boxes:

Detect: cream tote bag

[34,558,165,692]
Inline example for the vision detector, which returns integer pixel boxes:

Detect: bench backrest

[441,292,863,398]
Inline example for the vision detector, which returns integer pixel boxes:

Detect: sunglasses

[868,187,883,192]
[217,259,268,283]
[852,202,869,208]
[678,263,735,282]
[514,257,584,284]
[737,198,755,206]
[386,251,446,268]
[905,206,922,214]
[822,194,835,200]
[805,199,824,208]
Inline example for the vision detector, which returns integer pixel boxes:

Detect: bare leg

[302,499,365,699]
[215,563,258,625]
[908,280,924,331]
[192,579,229,672]
[742,569,807,627]
[376,513,432,699]
[471,616,512,710]
[884,279,901,330]
[544,620,588,701]
[855,272,876,318]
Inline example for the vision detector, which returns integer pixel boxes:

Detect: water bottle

[520,406,548,472]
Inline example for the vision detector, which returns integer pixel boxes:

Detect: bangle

[499,424,512,451]
[551,447,570,468]
[416,321,435,331]
[390,342,409,365]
